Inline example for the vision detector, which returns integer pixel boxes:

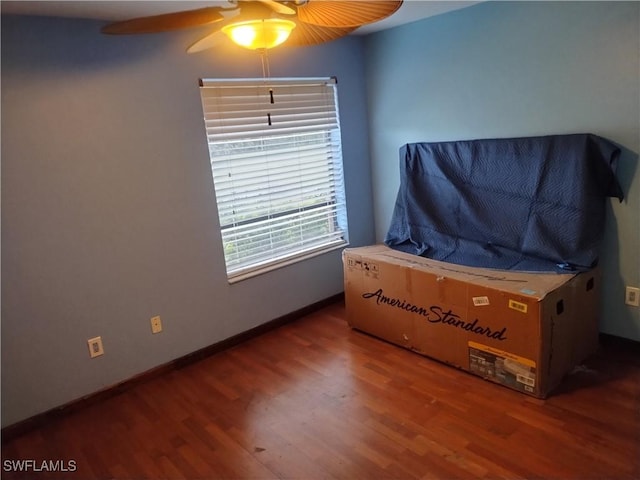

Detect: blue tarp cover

[384,134,623,272]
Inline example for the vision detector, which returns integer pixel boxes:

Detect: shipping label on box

[468,341,537,394]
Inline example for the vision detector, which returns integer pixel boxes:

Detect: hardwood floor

[2,301,639,479]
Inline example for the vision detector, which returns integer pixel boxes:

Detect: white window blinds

[199,77,349,281]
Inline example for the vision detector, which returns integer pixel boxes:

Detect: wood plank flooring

[2,301,639,479]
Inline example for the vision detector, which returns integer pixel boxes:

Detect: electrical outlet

[88,336,104,358]
[625,286,640,307]
[150,315,163,334]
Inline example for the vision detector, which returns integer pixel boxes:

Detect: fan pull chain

[260,49,271,79]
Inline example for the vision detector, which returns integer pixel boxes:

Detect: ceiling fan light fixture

[222,18,296,50]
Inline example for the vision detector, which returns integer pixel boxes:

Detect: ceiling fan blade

[255,0,296,15]
[101,7,226,34]
[295,0,403,28]
[285,22,357,47]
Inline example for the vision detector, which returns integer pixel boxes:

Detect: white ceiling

[0,1,479,35]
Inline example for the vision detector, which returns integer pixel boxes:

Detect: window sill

[227,240,349,284]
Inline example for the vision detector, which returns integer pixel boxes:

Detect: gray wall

[365,2,640,340]
[1,15,375,427]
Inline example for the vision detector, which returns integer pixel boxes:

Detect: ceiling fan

[101,0,403,51]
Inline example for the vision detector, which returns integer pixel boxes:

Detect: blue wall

[1,15,375,427]
[365,1,640,340]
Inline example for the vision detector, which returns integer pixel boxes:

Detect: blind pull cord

[260,49,273,126]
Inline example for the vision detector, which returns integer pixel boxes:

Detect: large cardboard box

[343,245,601,398]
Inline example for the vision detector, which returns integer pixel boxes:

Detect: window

[199,77,349,282]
